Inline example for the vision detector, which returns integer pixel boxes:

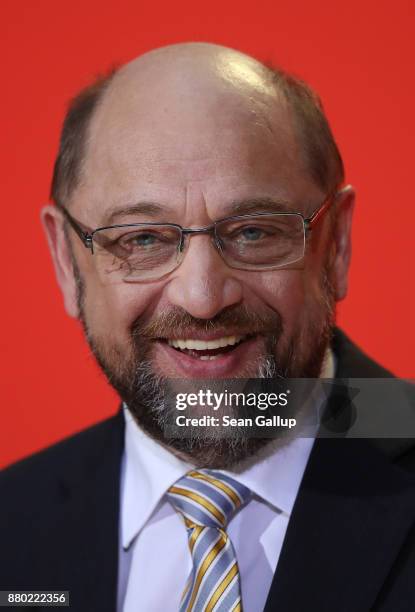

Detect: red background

[1,0,414,468]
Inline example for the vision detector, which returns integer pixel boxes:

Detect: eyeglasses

[59,193,335,282]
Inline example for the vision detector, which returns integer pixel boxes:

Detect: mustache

[131,304,284,340]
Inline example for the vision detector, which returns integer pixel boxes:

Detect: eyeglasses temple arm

[59,206,94,250]
[304,194,336,232]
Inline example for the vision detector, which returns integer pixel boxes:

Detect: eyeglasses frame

[58,191,338,273]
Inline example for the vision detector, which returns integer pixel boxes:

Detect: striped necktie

[167,469,252,612]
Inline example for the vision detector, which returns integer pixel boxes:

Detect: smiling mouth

[162,334,251,360]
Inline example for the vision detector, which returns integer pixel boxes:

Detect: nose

[165,234,243,319]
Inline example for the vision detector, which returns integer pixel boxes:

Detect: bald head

[90,43,280,148]
[114,42,275,93]
[51,42,344,211]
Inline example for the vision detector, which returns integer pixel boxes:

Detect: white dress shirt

[117,350,335,612]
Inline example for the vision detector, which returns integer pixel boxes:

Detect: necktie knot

[167,469,252,529]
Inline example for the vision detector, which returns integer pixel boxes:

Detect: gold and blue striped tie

[167,469,252,612]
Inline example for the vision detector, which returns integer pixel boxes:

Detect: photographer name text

[175,415,297,428]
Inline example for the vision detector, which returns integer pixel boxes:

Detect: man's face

[42,49,354,466]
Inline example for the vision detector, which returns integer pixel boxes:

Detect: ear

[40,204,81,318]
[331,185,356,301]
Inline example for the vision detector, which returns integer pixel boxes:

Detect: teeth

[167,335,244,350]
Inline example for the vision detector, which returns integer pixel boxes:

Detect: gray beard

[84,323,331,468]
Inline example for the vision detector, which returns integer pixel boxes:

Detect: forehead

[77,61,321,223]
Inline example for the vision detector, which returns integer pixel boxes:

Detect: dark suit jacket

[1,329,415,611]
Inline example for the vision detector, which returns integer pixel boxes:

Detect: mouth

[153,332,264,378]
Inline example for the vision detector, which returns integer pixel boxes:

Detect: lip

[153,335,264,378]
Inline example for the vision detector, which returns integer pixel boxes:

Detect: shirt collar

[122,347,335,550]
[121,407,193,550]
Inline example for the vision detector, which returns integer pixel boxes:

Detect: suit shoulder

[0,410,124,496]
[333,327,395,378]
[332,328,415,465]
[0,411,124,592]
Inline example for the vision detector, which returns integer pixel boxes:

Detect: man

[1,43,414,612]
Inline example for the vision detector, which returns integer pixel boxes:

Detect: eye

[129,232,158,247]
[119,230,165,250]
[239,226,265,241]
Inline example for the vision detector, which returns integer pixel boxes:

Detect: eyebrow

[225,197,295,216]
[103,202,169,225]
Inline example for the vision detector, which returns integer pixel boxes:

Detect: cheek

[247,269,324,330]
[82,277,156,341]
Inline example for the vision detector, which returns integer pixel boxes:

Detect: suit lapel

[56,409,125,611]
[263,436,415,611]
